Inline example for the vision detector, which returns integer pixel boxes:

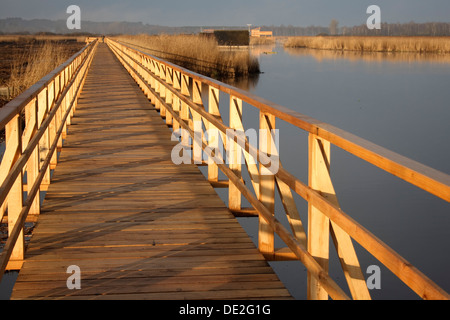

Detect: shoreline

[284,36,450,54]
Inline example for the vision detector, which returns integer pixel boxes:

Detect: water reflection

[222,73,260,91]
[250,44,278,57]
[284,47,450,64]
[229,44,450,299]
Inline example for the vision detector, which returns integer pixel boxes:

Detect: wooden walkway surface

[10,43,292,300]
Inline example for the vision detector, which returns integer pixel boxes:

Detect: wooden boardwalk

[10,44,291,300]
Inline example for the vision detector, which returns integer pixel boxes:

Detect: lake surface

[223,43,450,300]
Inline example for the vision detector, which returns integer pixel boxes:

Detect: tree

[329,19,339,35]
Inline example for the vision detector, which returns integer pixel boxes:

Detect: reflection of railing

[0,39,98,279]
[107,38,450,300]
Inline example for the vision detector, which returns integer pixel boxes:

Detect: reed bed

[250,36,275,46]
[114,34,260,78]
[6,40,83,99]
[284,36,450,53]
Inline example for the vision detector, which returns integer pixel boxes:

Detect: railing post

[172,70,182,132]
[48,81,58,169]
[228,96,243,211]
[207,86,221,182]
[180,74,191,152]
[5,115,24,261]
[180,74,190,118]
[159,64,167,119]
[307,133,331,300]
[165,66,174,126]
[62,66,70,139]
[55,74,64,150]
[149,60,157,106]
[192,79,204,165]
[259,112,276,256]
[25,98,40,216]
[37,88,51,187]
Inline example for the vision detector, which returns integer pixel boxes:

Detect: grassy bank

[284,36,450,53]
[114,34,260,78]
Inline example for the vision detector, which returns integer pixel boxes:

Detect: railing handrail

[106,38,449,300]
[112,39,450,203]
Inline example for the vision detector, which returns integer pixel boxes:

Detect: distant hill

[1,18,449,36]
[0,18,245,35]
[0,18,195,35]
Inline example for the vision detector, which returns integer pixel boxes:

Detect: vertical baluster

[160,64,167,118]
[62,66,70,137]
[5,115,24,261]
[207,86,220,182]
[307,133,331,300]
[258,112,276,257]
[69,68,76,120]
[48,81,58,169]
[154,62,161,111]
[149,60,156,106]
[228,96,243,211]
[56,74,63,150]
[180,74,190,122]
[143,58,152,100]
[172,70,181,132]
[192,79,204,164]
[37,88,51,187]
[165,66,173,126]
[25,98,40,216]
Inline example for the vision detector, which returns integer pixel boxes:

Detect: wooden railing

[106,38,450,300]
[0,39,98,280]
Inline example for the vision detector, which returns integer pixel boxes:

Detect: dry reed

[114,34,260,78]
[250,37,275,46]
[284,36,450,53]
[6,41,75,99]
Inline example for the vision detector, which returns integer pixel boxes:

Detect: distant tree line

[258,22,450,36]
[0,18,449,37]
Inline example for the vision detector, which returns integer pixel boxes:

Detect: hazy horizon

[0,0,449,28]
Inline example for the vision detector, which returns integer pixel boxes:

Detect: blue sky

[0,0,449,27]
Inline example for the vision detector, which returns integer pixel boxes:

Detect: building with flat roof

[251,27,273,37]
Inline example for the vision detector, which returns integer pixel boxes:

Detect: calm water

[225,43,450,300]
